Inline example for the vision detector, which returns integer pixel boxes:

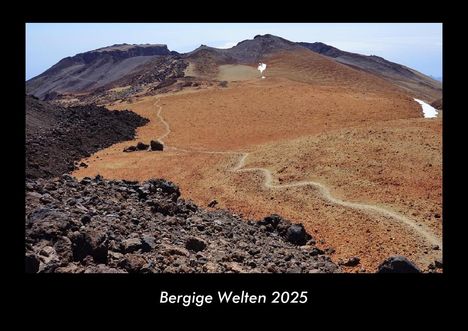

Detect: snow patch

[414,98,438,118]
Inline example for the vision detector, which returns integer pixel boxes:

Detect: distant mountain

[185,34,299,63]
[26,44,181,99]
[298,42,441,102]
[26,35,442,103]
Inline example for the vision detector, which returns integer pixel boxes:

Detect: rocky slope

[25,175,339,273]
[299,42,442,102]
[26,95,148,179]
[26,44,179,99]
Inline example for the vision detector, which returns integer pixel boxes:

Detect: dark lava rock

[141,235,157,252]
[208,199,218,208]
[70,229,108,263]
[150,140,164,151]
[123,145,137,152]
[84,265,127,273]
[285,224,311,246]
[377,256,421,273]
[136,142,149,150]
[340,256,360,267]
[259,214,283,228]
[25,176,340,273]
[185,237,207,252]
[149,179,180,199]
[80,214,92,225]
[26,95,148,179]
[123,238,143,253]
[118,254,147,273]
[53,236,73,263]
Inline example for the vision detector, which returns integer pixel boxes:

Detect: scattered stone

[123,145,137,153]
[377,256,421,273]
[80,214,92,225]
[340,256,360,267]
[118,254,147,273]
[53,236,73,262]
[84,265,127,273]
[141,235,157,251]
[208,200,218,208]
[434,259,443,268]
[123,238,143,253]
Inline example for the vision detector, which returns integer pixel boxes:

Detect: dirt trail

[153,98,442,250]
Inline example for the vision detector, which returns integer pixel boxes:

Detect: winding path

[153,98,442,248]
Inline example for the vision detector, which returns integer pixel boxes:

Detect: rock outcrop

[26,96,149,179]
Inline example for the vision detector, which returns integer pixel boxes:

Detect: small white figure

[257,62,267,79]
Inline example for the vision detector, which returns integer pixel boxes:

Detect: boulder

[377,256,421,273]
[285,224,312,245]
[123,145,137,153]
[136,142,149,150]
[150,140,164,151]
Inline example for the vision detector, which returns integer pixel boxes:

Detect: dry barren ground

[73,78,442,272]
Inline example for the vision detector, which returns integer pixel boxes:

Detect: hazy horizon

[26,23,442,80]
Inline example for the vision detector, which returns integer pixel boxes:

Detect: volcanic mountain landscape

[25,34,442,273]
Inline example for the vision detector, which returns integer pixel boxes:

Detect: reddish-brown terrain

[73,57,442,271]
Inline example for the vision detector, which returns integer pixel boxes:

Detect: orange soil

[73,78,442,272]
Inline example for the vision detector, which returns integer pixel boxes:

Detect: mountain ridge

[26,34,442,102]
[298,41,441,101]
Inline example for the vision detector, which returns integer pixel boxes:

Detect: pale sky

[26,23,443,80]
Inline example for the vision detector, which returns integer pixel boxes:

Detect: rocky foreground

[25,175,340,273]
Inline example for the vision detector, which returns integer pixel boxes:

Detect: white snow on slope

[414,98,438,118]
